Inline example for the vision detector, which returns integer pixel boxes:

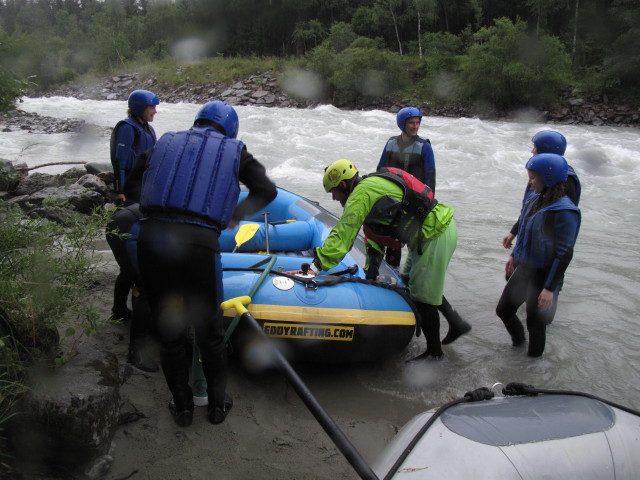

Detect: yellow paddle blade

[233,223,260,251]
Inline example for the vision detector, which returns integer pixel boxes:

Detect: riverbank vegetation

[1,0,639,113]
[0,176,109,457]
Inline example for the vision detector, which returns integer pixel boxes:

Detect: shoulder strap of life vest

[365,167,437,222]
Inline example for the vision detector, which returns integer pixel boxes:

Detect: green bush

[457,17,571,109]
[330,46,409,106]
[0,34,30,112]
[306,35,409,106]
[0,199,108,449]
[421,31,464,72]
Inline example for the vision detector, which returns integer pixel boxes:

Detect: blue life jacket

[513,195,581,269]
[110,118,157,170]
[140,126,243,229]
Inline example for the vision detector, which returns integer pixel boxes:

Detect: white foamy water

[4,97,640,409]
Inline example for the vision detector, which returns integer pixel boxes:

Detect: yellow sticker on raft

[263,322,354,341]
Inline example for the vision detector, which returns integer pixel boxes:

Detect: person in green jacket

[310,159,458,360]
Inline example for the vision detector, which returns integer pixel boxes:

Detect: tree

[603,0,640,94]
[414,0,439,57]
[330,44,409,105]
[292,19,326,56]
[383,0,404,55]
[458,17,571,109]
[0,33,29,112]
[326,21,357,54]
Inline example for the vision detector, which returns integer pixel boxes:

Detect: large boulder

[0,159,27,193]
[11,182,105,216]
[14,171,66,196]
[8,339,125,477]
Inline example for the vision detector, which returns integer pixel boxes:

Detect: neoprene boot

[161,339,194,426]
[501,315,526,346]
[527,323,546,357]
[440,296,472,345]
[169,397,193,427]
[127,291,158,372]
[111,272,133,321]
[208,393,233,425]
[411,302,443,360]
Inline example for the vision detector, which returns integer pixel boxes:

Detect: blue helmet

[195,100,239,138]
[128,90,159,116]
[396,107,422,131]
[532,130,567,155]
[526,153,568,187]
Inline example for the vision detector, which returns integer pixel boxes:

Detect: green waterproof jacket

[315,175,454,272]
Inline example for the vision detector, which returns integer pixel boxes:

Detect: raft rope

[382,382,640,480]
[221,264,423,336]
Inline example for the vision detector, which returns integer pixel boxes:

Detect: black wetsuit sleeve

[364,242,384,280]
[510,218,520,236]
[544,210,579,291]
[233,147,277,222]
[424,170,436,194]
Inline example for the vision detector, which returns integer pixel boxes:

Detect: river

[3,97,640,412]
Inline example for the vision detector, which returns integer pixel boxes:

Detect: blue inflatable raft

[218,187,417,363]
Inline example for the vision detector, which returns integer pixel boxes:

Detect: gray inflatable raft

[374,392,640,479]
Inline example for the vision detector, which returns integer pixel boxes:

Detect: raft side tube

[373,395,640,479]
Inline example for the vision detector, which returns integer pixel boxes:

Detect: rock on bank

[37,71,640,127]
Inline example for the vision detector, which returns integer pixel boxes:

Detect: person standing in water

[377,106,471,345]
[311,159,458,360]
[502,130,581,250]
[496,153,581,357]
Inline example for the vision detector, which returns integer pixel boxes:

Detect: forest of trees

[0,0,638,111]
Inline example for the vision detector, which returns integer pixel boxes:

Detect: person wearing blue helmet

[132,100,277,427]
[110,89,159,205]
[376,106,470,346]
[502,130,581,249]
[108,89,159,325]
[496,153,581,357]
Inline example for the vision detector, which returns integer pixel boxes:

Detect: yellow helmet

[322,159,358,193]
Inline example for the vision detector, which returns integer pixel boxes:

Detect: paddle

[232,223,260,252]
[220,296,379,480]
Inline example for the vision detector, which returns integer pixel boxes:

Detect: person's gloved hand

[309,262,320,275]
[285,263,317,276]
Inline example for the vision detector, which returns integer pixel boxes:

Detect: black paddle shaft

[241,311,379,480]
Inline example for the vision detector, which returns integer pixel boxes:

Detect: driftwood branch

[16,161,88,172]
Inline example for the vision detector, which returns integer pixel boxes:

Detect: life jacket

[381,135,431,181]
[110,118,157,170]
[513,195,581,269]
[140,126,243,230]
[362,167,437,246]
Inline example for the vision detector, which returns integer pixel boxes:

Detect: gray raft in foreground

[374,394,640,479]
